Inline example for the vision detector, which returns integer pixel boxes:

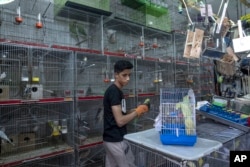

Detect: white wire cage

[75,99,103,147]
[0,43,74,100]
[0,102,74,165]
[159,88,197,146]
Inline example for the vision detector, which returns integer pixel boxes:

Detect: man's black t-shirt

[103,84,127,142]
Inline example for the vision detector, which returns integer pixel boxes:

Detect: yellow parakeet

[48,120,61,136]
[176,95,195,135]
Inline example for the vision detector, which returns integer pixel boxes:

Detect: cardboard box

[0,85,9,100]
[18,133,35,152]
[0,134,18,155]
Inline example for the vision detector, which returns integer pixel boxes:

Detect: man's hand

[135,98,150,116]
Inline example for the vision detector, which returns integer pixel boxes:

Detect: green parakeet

[69,21,87,45]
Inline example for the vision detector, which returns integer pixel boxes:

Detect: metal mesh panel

[103,18,143,55]
[0,44,74,99]
[0,101,73,164]
[127,141,182,167]
[75,53,135,96]
[76,53,113,96]
[75,99,103,146]
[127,140,228,167]
[77,143,104,167]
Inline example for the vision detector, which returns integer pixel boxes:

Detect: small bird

[0,130,14,146]
[48,120,61,136]
[143,98,151,109]
[176,95,195,135]
[0,72,6,82]
[106,29,116,44]
[95,107,103,124]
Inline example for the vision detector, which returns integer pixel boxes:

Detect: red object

[103,79,110,83]
[152,43,158,48]
[247,117,250,126]
[36,22,43,29]
[15,16,23,23]
[78,90,84,94]
[139,42,144,47]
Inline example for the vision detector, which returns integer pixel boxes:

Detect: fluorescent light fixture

[0,0,15,5]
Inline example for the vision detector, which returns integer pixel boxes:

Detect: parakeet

[198,158,204,167]
[95,107,103,124]
[187,161,196,167]
[48,120,61,136]
[143,98,151,109]
[106,29,116,44]
[0,72,6,82]
[0,130,14,146]
[176,95,195,135]
[69,21,87,45]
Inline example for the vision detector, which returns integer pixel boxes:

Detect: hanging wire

[217,0,224,16]
[180,0,194,25]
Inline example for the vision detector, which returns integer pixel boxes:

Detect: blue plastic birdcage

[159,88,197,146]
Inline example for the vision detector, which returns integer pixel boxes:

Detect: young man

[102,60,149,167]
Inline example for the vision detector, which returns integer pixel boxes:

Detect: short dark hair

[114,60,133,73]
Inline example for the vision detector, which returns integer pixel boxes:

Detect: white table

[124,128,222,161]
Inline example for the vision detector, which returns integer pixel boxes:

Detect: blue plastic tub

[160,123,197,146]
[160,133,197,146]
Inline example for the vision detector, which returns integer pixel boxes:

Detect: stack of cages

[0,101,74,165]
[0,44,74,164]
[0,44,74,100]
[75,54,107,166]
[159,88,197,146]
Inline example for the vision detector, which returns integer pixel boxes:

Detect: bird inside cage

[0,127,14,145]
[176,95,195,135]
[106,29,117,44]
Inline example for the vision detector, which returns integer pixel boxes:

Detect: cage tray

[124,129,222,161]
[0,144,73,166]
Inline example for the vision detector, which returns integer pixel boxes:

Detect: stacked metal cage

[159,88,197,146]
[128,141,182,167]
[0,101,74,165]
[0,43,74,100]
[127,141,229,167]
